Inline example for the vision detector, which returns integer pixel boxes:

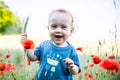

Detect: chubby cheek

[65,31,71,37]
[48,30,54,38]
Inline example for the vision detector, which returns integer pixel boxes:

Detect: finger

[68,63,74,69]
[64,58,74,64]
[21,33,27,38]
[21,34,27,41]
[64,57,71,62]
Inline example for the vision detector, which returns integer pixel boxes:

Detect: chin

[54,42,63,45]
[55,43,62,46]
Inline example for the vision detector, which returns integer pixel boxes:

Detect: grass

[0,48,39,80]
[0,35,120,80]
[75,53,120,80]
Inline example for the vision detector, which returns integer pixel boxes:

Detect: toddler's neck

[53,41,68,47]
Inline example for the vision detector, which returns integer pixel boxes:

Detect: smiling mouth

[54,35,63,38]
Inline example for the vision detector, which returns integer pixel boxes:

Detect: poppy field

[0,35,120,80]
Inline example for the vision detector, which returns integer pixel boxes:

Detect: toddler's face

[48,12,74,46]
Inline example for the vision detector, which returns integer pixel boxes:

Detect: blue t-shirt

[34,40,80,80]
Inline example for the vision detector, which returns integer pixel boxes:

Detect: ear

[70,27,74,36]
[47,26,50,30]
[70,27,74,33]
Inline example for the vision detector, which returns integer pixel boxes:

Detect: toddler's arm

[26,49,38,61]
[21,34,38,61]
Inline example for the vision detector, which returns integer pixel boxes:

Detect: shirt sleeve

[72,49,81,73]
[34,40,49,61]
[71,48,81,68]
[34,44,42,61]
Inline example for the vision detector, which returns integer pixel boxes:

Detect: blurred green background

[0,0,22,35]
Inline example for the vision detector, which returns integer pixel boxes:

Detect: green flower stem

[9,71,16,80]
[23,17,29,33]
[23,17,29,79]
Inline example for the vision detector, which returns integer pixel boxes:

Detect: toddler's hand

[64,58,74,69]
[21,34,35,49]
[21,33,27,42]
[64,58,80,74]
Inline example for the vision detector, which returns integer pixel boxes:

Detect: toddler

[21,8,81,80]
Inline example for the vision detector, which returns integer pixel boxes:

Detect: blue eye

[51,25,57,28]
[61,26,67,29]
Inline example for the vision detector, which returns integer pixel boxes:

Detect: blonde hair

[48,9,74,26]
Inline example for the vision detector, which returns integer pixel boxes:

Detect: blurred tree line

[0,0,22,35]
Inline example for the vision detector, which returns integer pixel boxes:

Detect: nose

[55,26,62,32]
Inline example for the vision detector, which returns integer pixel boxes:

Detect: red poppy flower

[108,55,115,60]
[90,63,94,68]
[91,55,94,57]
[21,39,35,49]
[84,71,89,76]
[32,78,34,80]
[100,59,120,73]
[0,62,6,71]
[88,73,94,79]
[0,71,5,76]
[27,58,31,65]
[6,54,11,58]
[76,47,83,52]
[92,56,102,64]
[4,63,15,72]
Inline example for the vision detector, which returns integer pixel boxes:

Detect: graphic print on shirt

[39,51,63,80]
